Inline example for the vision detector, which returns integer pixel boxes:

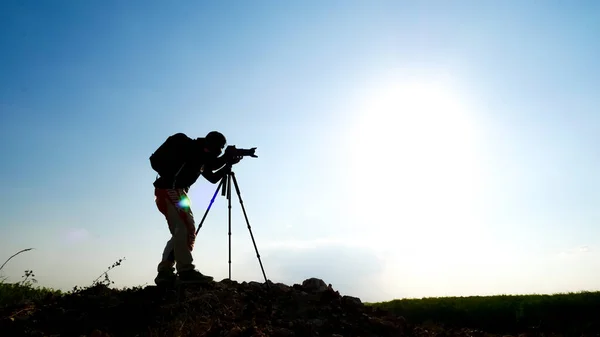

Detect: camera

[225,145,258,159]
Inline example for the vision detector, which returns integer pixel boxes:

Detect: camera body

[225,145,258,160]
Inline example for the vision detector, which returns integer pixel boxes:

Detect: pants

[154,188,196,273]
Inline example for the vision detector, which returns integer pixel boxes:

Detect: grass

[0,248,124,310]
[0,249,62,317]
[365,291,600,335]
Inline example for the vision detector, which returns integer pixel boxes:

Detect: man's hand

[222,163,232,174]
[229,155,243,165]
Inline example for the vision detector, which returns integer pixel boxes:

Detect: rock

[274,282,291,293]
[89,330,110,337]
[224,326,242,337]
[272,327,295,337]
[309,318,325,327]
[342,295,362,307]
[248,281,263,290]
[301,278,329,293]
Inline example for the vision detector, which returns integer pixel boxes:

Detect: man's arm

[205,145,239,171]
[209,155,229,171]
[202,164,231,184]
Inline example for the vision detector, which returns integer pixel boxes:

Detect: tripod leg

[227,173,232,280]
[195,175,225,236]
[230,172,270,289]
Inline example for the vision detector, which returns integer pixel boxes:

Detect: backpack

[149,133,189,177]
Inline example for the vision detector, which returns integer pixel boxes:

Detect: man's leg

[154,190,177,285]
[154,188,212,283]
[163,189,213,283]
[155,188,196,272]
[158,237,175,272]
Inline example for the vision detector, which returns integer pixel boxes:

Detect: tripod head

[220,164,233,197]
[219,145,256,196]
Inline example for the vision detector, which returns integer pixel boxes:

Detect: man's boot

[178,269,214,284]
[154,268,177,287]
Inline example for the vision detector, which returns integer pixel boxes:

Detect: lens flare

[178,196,190,208]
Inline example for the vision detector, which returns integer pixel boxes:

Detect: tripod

[195,165,269,288]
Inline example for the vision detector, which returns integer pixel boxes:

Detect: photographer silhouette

[149,131,253,286]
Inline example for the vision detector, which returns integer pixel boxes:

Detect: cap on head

[204,131,227,152]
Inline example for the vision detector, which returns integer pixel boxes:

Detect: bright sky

[1,1,599,303]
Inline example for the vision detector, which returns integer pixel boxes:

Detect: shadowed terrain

[2,276,599,337]
[1,277,406,337]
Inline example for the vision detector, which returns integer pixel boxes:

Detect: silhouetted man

[150,131,241,286]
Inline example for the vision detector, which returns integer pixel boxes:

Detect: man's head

[202,131,227,156]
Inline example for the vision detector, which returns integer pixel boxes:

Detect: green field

[365,291,600,335]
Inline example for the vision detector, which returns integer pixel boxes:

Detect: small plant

[92,257,126,287]
[0,248,34,283]
[0,248,34,271]
[0,270,61,309]
[18,269,37,287]
[69,257,127,295]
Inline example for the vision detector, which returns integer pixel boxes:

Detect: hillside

[1,277,599,337]
[1,277,406,337]
[0,277,496,337]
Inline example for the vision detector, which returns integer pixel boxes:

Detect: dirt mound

[0,277,499,337]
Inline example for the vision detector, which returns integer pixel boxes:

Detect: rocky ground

[0,278,581,337]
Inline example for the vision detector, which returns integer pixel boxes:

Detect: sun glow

[343,73,488,267]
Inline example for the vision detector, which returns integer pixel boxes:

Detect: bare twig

[6,304,36,321]
[92,257,126,286]
[0,248,34,272]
